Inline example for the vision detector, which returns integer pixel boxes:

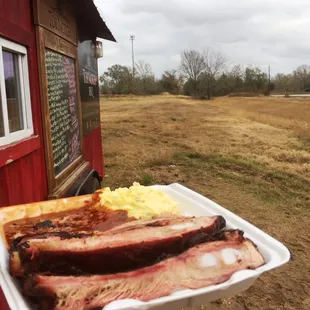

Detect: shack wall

[0,0,48,207]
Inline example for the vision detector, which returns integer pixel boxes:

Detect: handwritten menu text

[45,49,81,175]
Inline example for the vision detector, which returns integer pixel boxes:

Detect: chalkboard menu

[45,49,81,176]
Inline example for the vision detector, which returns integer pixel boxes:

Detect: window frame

[0,37,33,146]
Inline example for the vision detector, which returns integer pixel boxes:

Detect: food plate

[0,183,290,310]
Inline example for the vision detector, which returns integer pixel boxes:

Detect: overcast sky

[94,0,310,78]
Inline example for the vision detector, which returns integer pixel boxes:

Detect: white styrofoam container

[0,183,290,310]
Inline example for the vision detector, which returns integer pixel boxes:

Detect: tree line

[100,61,183,96]
[99,47,310,98]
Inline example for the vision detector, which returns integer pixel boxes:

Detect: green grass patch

[140,174,154,186]
[173,150,310,207]
[173,151,205,161]
[104,152,119,158]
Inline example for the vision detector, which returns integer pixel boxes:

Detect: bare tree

[202,47,227,99]
[135,60,153,79]
[134,60,157,94]
[293,64,310,91]
[203,47,227,78]
[180,50,205,82]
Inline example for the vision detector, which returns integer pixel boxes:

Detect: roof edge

[76,0,117,43]
[91,1,117,42]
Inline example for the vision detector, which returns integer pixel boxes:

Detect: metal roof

[75,0,117,42]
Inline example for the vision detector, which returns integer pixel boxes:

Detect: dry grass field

[100,94,310,310]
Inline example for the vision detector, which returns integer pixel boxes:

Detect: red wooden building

[0,1,116,307]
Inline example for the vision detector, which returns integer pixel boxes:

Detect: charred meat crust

[155,229,243,263]
[215,215,226,231]
[33,220,56,230]
[185,229,243,248]
[10,232,93,252]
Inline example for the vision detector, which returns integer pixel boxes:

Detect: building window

[0,37,33,146]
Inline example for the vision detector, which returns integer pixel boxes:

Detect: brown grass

[100,94,310,310]
[211,96,310,144]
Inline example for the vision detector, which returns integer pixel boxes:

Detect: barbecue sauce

[4,205,132,246]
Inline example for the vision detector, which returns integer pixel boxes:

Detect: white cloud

[95,0,310,77]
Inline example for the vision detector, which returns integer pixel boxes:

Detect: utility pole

[130,34,135,94]
[130,35,135,79]
[265,65,271,95]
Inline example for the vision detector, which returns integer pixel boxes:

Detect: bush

[228,92,259,97]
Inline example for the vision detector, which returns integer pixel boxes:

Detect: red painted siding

[0,0,48,208]
[83,127,105,177]
[17,0,32,32]
[0,168,8,206]
[0,1,3,19]
[3,0,18,25]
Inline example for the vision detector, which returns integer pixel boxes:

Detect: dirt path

[100,95,310,310]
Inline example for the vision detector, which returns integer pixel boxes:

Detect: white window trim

[0,37,33,146]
